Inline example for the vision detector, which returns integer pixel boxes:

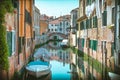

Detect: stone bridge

[48,32,67,40]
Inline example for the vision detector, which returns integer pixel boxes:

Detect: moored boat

[26,60,51,78]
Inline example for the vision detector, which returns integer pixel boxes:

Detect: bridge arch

[48,32,67,40]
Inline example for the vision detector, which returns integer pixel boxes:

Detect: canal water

[23,41,111,80]
[24,41,79,80]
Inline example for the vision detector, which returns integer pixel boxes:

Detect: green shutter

[88,19,90,29]
[90,18,92,28]
[76,24,78,30]
[7,32,12,56]
[82,38,84,47]
[86,19,89,29]
[95,16,97,28]
[18,37,22,54]
[111,43,114,56]
[80,21,84,30]
[93,40,98,51]
[102,11,107,26]
[93,16,97,28]
[89,40,98,51]
[91,40,93,49]
[89,40,91,48]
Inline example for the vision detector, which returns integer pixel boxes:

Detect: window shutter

[90,18,92,28]
[82,38,84,47]
[84,20,86,29]
[7,32,12,56]
[86,19,89,29]
[12,32,15,53]
[95,16,97,28]
[93,16,97,28]
[80,21,84,30]
[102,11,107,26]
[89,40,91,48]
[18,37,22,54]
[93,40,98,51]
[88,19,90,29]
[76,24,78,30]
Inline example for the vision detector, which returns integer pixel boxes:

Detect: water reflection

[25,41,113,80]
[50,60,71,80]
[24,41,79,80]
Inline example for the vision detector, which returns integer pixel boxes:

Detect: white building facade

[34,6,40,45]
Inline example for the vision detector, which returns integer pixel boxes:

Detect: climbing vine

[0,0,13,70]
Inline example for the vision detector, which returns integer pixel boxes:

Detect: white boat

[60,39,69,47]
[26,60,51,78]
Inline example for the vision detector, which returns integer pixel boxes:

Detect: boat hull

[26,66,51,78]
[26,60,51,78]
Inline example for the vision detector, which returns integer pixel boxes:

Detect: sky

[35,0,79,17]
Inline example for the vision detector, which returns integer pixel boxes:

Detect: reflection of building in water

[48,41,61,49]
[49,49,71,63]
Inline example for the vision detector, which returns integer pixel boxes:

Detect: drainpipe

[30,0,33,61]
[17,0,20,65]
[24,0,26,65]
[114,0,117,70]
[114,0,117,52]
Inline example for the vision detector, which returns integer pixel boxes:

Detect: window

[60,22,62,26]
[7,32,12,56]
[66,22,68,25]
[86,19,89,29]
[81,38,85,48]
[76,24,79,30]
[51,29,53,31]
[75,34,77,46]
[33,31,35,39]
[25,9,32,24]
[93,40,98,51]
[42,33,45,35]
[93,16,98,28]
[18,37,22,54]
[118,0,120,5]
[12,0,18,8]
[89,18,92,28]
[7,31,16,56]
[48,29,50,32]
[80,21,84,30]
[59,28,62,31]
[51,24,53,26]
[89,40,98,51]
[86,0,91,5]
[54,36,57,40]
[102,11,107,26]
[12,32,16,53]
[55,29,57,31]
[89,40,92,48]
[112,7,115,24]
[111,43,114,56]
